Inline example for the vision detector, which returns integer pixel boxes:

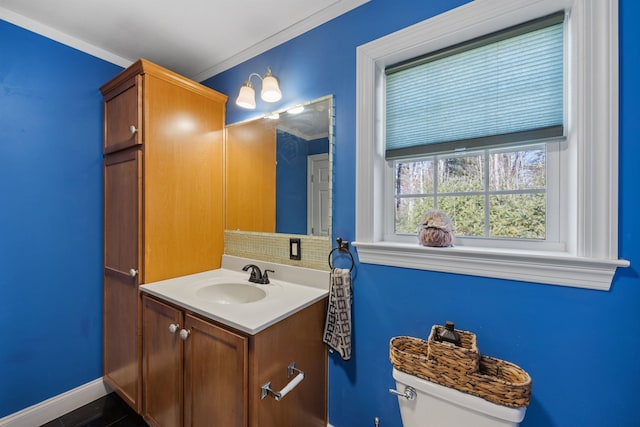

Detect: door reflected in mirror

[225,95,333,237]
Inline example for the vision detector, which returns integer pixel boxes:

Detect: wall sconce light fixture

[235,67,282,109]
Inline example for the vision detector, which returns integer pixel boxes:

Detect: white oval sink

[195,283,267,304]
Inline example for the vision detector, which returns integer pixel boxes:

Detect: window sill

[352,241,629,291]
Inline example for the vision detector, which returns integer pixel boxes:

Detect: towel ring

[328,238,355,272]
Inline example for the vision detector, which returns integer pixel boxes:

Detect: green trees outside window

[395,145,546,240]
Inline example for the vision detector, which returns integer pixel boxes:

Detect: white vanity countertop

[140,255,330,335]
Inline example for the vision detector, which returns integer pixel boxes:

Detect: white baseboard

[0,378,110,427]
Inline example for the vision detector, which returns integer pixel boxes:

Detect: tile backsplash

[224,230,331,271]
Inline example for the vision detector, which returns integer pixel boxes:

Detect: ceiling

[0,0,368,82]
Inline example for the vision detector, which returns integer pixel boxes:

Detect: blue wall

[308,137,329,156]
[0,20,122,416]
[275,133,330,234]
[276,130,308,234]
[1,0,638,425]
[203,1,640,426]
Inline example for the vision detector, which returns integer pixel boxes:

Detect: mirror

[225,95,333,237]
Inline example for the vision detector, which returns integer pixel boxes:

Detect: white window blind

[385,13,565,159]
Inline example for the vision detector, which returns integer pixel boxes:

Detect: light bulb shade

[261,74,282,103]
[236,83,256,109]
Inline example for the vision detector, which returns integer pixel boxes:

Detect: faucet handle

[242,264,263,283]
[262,269,275,284]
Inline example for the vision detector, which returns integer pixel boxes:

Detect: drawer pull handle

[179,329,191,341]
[168,323,180,334]
[260,362,305,401]
[129,125,138,134]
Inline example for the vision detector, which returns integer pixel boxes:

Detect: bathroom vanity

[101,59,331,426]
[140,256,329,427]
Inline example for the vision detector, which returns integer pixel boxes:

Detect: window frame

[354,0,628,290]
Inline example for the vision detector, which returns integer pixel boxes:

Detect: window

[385,14,564,248]
[354,0,628,290]
[391,145,557,246]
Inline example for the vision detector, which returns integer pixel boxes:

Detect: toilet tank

[392,368,526,427]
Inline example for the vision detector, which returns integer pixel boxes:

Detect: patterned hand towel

[323,268,352,360]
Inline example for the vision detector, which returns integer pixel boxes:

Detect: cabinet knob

[129,125,138,134]
[129,268,139,277]
[179,329,191,341]
[168,323,180,334]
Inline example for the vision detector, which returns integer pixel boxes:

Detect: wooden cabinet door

[184,314,248,427]
[104,76,142,154]
[250,299,328,427]
[103,148,142,410]
[142,296,183,427]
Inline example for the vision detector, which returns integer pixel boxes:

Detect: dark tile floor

[40,393,148,427]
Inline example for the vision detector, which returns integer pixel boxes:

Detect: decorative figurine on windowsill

[418,210,455,247]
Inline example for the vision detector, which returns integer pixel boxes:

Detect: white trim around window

[354,0,629,291]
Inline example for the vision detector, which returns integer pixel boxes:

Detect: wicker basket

[390,336,532,408]
[427,324,479,373]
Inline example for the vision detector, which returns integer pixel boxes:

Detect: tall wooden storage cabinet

[101,59,227,411]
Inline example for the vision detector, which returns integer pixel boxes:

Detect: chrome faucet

[242,264,274,284]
